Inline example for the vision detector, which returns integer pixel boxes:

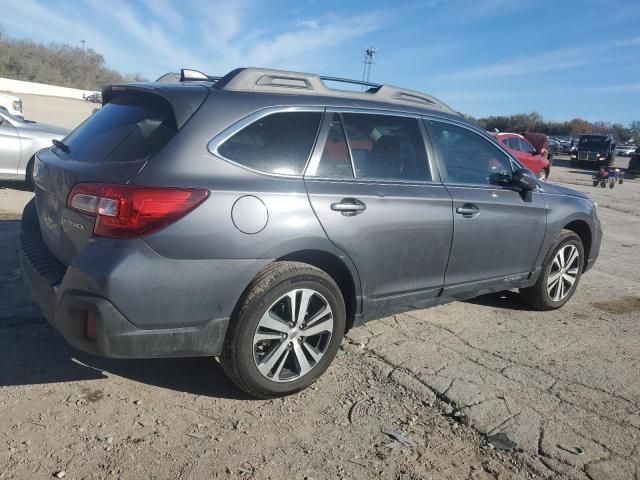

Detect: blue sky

[2,0,639,123]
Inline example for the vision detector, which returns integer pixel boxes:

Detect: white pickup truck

[0,92,24,119]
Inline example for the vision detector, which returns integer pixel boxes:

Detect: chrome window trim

[206,106,325,179]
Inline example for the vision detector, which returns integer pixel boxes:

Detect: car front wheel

[520,231,584,310]
[221,262,346,398]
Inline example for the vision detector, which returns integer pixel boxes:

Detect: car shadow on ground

[0,181,32,192]
[465,290,531,311]
[0,319,252,400]
[0,217,251,401]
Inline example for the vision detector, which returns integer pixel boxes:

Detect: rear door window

[59,93,176,163]
[340,113,430,182]
[217,111,322,175]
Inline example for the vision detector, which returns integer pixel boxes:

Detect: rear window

[59,93,176,163]
[217,111,322,175]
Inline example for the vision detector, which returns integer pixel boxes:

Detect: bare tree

[0,32,147,90]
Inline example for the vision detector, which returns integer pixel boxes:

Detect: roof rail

[214,67,455,114]
[155,67,455,114]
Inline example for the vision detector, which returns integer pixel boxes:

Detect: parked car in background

[0,110,69,186]
[628,147,640,175]
[614,143,636,156]
[20,67,601,398]
[556,137,574,154]
[0,92,24,119]
[571,133,616,167]
[547,138,562,159]
[85,93,102,103]
[494,132,551,181]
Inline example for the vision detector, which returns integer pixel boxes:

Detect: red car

[494,133,551,181]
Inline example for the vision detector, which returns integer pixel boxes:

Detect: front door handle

[331,198,366,216]
[456,204,479,217]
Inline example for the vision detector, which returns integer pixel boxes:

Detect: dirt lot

[1,112,639,479]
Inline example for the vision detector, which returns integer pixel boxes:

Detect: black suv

[573,133,615,167]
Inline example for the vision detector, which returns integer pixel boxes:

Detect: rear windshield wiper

[52,139,70,153]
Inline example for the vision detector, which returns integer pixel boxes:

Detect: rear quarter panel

[129,91,363,319]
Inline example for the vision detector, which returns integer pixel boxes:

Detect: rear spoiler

[101,82,209,129]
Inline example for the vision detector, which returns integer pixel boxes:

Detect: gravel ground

[0,102,638,480]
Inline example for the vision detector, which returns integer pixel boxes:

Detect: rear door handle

[331,198,366,216]
[455,204,479,217]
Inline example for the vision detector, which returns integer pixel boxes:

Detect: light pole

[81,39,86,55]
[361,47,377,90]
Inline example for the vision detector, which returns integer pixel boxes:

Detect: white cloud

[0,0,387,78]
[436,46,593,82]
[577,83,640,94]
[613,36,640,47]
[140,0,185,30]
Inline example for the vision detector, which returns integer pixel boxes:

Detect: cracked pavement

[347,158,640,479]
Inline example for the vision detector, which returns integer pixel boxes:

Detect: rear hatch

[33,84,208,266]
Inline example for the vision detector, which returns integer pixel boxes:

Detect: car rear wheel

[221,261,346,398]
[520,231,584,310]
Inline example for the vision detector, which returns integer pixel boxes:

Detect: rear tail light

[67,183,209,238]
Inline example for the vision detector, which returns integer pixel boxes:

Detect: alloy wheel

[547,244,580,302]
[253,288,334,382]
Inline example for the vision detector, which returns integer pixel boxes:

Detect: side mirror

[489,172,512,186]
[511,168,538,191]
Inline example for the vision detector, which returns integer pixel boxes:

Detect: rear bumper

[19,200,265,359]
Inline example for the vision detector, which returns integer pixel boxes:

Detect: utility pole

[361,47,377,91]
[81,39,86,55]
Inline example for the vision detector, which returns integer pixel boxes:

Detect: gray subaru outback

[20,67,602,398]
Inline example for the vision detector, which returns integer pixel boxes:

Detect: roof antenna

[361,47,378,91]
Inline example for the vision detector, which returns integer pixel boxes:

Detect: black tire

[221,261,346,399]
[520,230,584,311]
[600,180,606,188]
[592,181,598,187]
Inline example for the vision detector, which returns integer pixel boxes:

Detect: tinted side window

[61,93,176,163]
[218,112,322,175]
[428,121,512,185]
[315,114,354,178]
[341,113,430,182]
